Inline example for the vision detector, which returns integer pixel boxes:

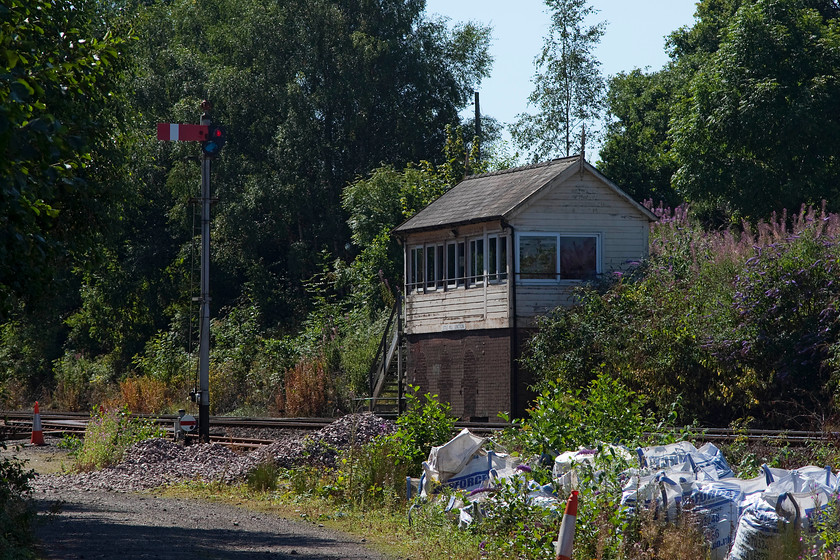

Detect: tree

[671,0,840,217]
[0,0,130,320]
[598,68,681,206]
[511,0,605,161]
[340,125,491,314]
[59,0,494,372]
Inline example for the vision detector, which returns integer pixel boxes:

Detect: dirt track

[4,442,392,560]
[33,487,389,560]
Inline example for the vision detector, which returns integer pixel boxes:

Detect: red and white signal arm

[179,414,197,432]
[157,123,209,142]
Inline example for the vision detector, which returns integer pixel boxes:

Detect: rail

[4,411,840,447]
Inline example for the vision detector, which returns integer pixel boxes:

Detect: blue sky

[423,0,699,160]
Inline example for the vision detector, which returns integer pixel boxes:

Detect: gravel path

[5,413,399,560]
[33,488,390,560]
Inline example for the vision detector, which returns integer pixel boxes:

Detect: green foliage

[509,371,663,457]
[1,0,496,408]
[73,406,164,472]
[133,330,191,386]
[721,216,840,406]
[599,68,681,206]
[386,387,455,471]
[601,0,840,218]
[471,470,561,559]
[56,434,83,455]
[285,466,323,497]
[0,316,61,406]
[523,203,840,428]
[0,0,132,319]
[511,0,605,160]
[330,437,408,510]
[338,308,389,397]
[672,0,840,217]
[52,352,116,412]
[247,460,280,493]
[805,494,840,558]
[0,442,36,560]
[127,0,492,334]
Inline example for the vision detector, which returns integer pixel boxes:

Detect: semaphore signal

[156,100,224,443]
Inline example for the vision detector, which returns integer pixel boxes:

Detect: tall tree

[671,0,840,217]
[60,0,493,371]
[598,68,681,206]
[674,0,840,217]
[600,0,840,219]
[0,0,131,320]
[511,0,605,161]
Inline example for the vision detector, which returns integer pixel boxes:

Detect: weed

[73,405,164,472]
[284,355,336,417]
[472,470,560,559]
[56,434,83,455]
[386,386,455,472]
[801,492,840,559]
[247,461,280,493]
[116,376,171,414]
[285,466,323,496]
[0,441,36,560]
[334,436,409,510]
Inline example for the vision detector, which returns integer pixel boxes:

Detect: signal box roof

[393,156,656,236]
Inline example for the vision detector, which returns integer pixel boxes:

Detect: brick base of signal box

[405,329,535,421]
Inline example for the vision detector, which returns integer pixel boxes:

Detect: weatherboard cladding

[393,157,579,234]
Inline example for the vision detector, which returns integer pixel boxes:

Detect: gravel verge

[32,412,395,493]
[7,413,399,560]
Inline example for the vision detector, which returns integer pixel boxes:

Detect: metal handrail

[368,294,402,408]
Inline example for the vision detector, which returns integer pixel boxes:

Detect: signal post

[157,101,225,443]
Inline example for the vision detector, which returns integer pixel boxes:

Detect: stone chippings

[33,412,395,493]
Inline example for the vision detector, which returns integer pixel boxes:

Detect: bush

[73,406,165,471]
[52,352,122,411]
[507,371,669,457]
[0,442,36,560]
[386,387,455,472]
[132,330,191,386]
[472,470,561,559]
[523,203,840,429]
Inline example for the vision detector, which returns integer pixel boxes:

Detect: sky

[423,0,699,159]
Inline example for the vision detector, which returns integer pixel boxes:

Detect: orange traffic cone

[30,401,45,445]
[555,490,579,560]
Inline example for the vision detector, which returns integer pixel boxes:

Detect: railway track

[2,410,839,447]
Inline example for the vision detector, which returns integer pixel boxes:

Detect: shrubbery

[524,203,840,429]
[70,406,165,471]
[0,443,36,560]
